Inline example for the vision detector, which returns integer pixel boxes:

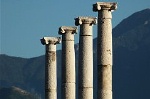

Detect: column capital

[75,16,97,26]
[58,26,77,35]
[40,37,61,45]
[93,2,117,11]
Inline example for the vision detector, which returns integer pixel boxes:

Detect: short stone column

[41,37,61,99]
[93,2,117,99]
[58,26,77,99]
[75,17,97,99]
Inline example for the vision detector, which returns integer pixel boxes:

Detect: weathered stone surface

[93,2,117,11]
[93,2,117,99]
[41,37,61,45]
[78,87,93,99]
[61,83,76,99]
[75,17,96,99]
[58,26,77,99]
[75,16,97,26]
[41,37,61,99]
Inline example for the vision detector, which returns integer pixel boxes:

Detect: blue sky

[1,0,150,58]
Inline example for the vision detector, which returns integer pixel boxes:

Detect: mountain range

[0,86,41,99]
[0,8,150,99]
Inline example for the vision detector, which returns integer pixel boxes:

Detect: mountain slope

[113,8,150,37]
[0,86,40,99]
[112,8,150,99]
[0,54,45,98]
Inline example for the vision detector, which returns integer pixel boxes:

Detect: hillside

[0,54,45,98]
[0,8,150,99]
[0,86,41,99]
[112,8,150,99]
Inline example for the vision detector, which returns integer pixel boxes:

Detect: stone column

[74,17,97,99]
[41,37,61,99]
[93,2,117,99]
[58,26,77,99]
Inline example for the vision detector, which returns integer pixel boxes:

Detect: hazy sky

[1,0,150,58]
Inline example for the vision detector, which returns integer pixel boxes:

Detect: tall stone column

[74,17,97,99]
[58,26,77,99]
[93,2,117,99]
[41,37,61,99]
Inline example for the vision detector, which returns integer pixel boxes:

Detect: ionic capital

[41,37,61,45]
[93,2,117,11]
[58,26,77,34]
[75,16,97,26]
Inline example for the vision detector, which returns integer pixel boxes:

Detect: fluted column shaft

[93,2,117,99]
[75,17,97,99]
[59,26,77,99]
[41,37,61,99]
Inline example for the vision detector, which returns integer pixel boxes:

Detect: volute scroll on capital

[58,26,78,34]
[40,37,61,45]
[93,2,117,12]
[75,16,97,26]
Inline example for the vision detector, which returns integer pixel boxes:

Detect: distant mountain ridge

[0,54,45,98]
[112,8,150,99]
[0,8,150,99]
[113,8,150,37]
[0,86,41,99]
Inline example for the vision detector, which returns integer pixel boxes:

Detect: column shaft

[97,10,112,99]
[75,17,97,99]
[62,32,75,99]
[45,44,57,99]
[41,37,61,99]
[93,2,117,99]
[59,26,77,99]
[79,24,93,99]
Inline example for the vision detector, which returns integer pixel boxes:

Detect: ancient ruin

[75,16,97,99]
[93,2,117,99]
[41,2,117,99]
[58,26,77,99]
[41,37,61,99]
